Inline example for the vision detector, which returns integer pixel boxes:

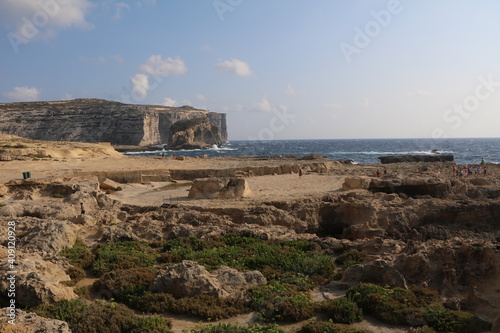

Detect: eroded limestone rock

[150,260,266,300]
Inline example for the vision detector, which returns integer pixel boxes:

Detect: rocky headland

[0,135,499,333]
[0,99,227,147]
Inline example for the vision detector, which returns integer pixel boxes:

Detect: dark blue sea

[123,138,500,165]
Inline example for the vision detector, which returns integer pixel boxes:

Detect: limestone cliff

[0,99,227,146]
[168,117,222,149]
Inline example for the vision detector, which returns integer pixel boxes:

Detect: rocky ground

[0,136,499,332]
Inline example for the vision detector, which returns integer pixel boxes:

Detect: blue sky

[1,0,500,140]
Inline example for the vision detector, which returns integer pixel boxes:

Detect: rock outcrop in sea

[0,99,227,147]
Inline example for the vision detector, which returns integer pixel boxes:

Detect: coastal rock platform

[1,135,499,332]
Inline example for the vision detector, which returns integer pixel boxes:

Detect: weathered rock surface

[150,260,266,300]
[342,259,407,288]
[0,99,227,146]
[188,177,252,199]
[379,154,454,164]
[0,253,77,307]
[0,308,71,333]
[18,221,76,256]
[168,117,222,149]
[368,177,451,198]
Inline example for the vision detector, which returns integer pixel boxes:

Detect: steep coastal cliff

[0,99,227,146]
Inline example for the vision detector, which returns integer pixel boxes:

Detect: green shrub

[299,319,374,333]
[134,293,248,321]
[346,283,492,330]
[322,297,363,324]
[74,286,90,298]
[186,323,285,333]
[249,282,316,322]
[92,241,157,276]
[60,241,94,269]
[172,294,249,321]
[93,267,157,305]
[33,298,86,322]
[53,193,65,198]
[133,292,176,313]
[334,249,367,269]
[66,266,86,282]
[424,304,492,333]
[33,299,172,333]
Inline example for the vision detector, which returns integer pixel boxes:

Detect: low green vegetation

[91,241,157,276]
[320,297,363,325]
[162,234,336,281]
[347,283,492,332]
[54,237,492,332]
[299,320,373,333]
[333,249,367,269]
[132,292,248,321]
[186,323,285,333]
[33,299,172,333]
[60,240,94,269]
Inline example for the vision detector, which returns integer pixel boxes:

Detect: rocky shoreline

[0,135,499,333]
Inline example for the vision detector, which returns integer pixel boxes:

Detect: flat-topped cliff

[0,99,227,146]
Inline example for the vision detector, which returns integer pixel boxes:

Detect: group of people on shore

[453,159,487,177]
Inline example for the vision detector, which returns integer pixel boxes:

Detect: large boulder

[0,254,77,307]
[0,308,71,333]
[342,259,407,288]
[150,260,266,299]
[342,177,371,190]
[188,178,252,199]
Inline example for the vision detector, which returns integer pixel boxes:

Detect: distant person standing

[298,168,303,178]
[481,158,485,165]
[80,202,85,215]
[376,170,381,177]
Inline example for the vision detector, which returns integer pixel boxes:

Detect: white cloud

[140,55,187,77]
[62,93,73,100]
[322,103,342,109]
[278,104,288,112]
[161,97,178,107]
[196,94,206,101]
[181,100,192,106]
[215,59,253,77]
[253,98,272,112]
[112,2,130,20]
[413,89,431,97]
[283,83,296,96]
[136,0,156,6]
[3,86,40,102]
[360,98,369,107]
[130,74,149,98]
[0,0,93,41]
